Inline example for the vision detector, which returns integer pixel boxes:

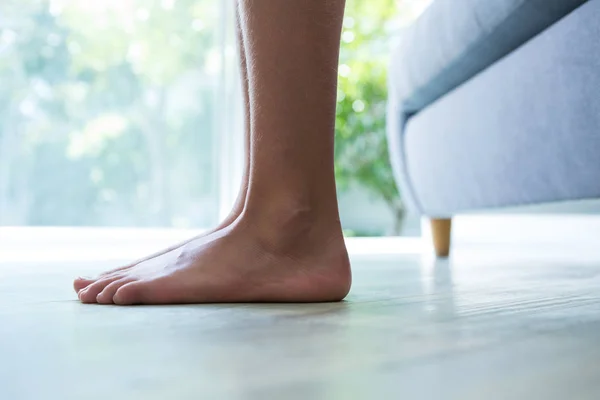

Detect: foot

[74,195,247,290]
[74,214,351,304]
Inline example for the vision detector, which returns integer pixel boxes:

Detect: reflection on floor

[2,238,600,400]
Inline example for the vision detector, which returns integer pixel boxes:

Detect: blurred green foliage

[336,0,405,234]
[0,0,226,227]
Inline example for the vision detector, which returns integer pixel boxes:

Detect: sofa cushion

[389,0,588,113]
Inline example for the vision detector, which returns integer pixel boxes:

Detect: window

[0,0,242,228]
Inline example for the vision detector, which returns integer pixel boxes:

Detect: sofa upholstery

[387,0,597,216]
[390,0,588,113]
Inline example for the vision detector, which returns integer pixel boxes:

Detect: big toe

[113,280,170,305]
[112,282,144,305]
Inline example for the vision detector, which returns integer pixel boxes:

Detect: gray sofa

[387,0,597,256]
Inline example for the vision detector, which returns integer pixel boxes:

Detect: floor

[2,230,600,400]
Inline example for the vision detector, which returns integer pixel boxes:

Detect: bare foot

[74,216,351,304]
[73,201,246,293]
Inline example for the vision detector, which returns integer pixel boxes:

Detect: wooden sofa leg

[430,218,452,258]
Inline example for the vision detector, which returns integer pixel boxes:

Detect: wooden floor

[2,233,600,399]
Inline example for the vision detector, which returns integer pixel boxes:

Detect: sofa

[387,0,597,256]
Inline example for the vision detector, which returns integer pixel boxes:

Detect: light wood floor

[2,234,600,400]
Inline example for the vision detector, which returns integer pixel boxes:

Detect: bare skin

[74,0,351,305]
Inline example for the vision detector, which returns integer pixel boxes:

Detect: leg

[430,218,452,258]
[218,6,252,228]
[72,6,252,292]
[76,0,350,304]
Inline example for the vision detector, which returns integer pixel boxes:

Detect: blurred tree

[0,0,227,227]
[335,0,404,234]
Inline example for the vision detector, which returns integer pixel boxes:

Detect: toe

[96,278,135,304]
[112,282,143,305]
[113,280,164,305]
[113,277,189,305]
[73,277,96,293]
[78,276,123,304]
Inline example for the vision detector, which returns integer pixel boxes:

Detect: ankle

[240,199,345,256]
